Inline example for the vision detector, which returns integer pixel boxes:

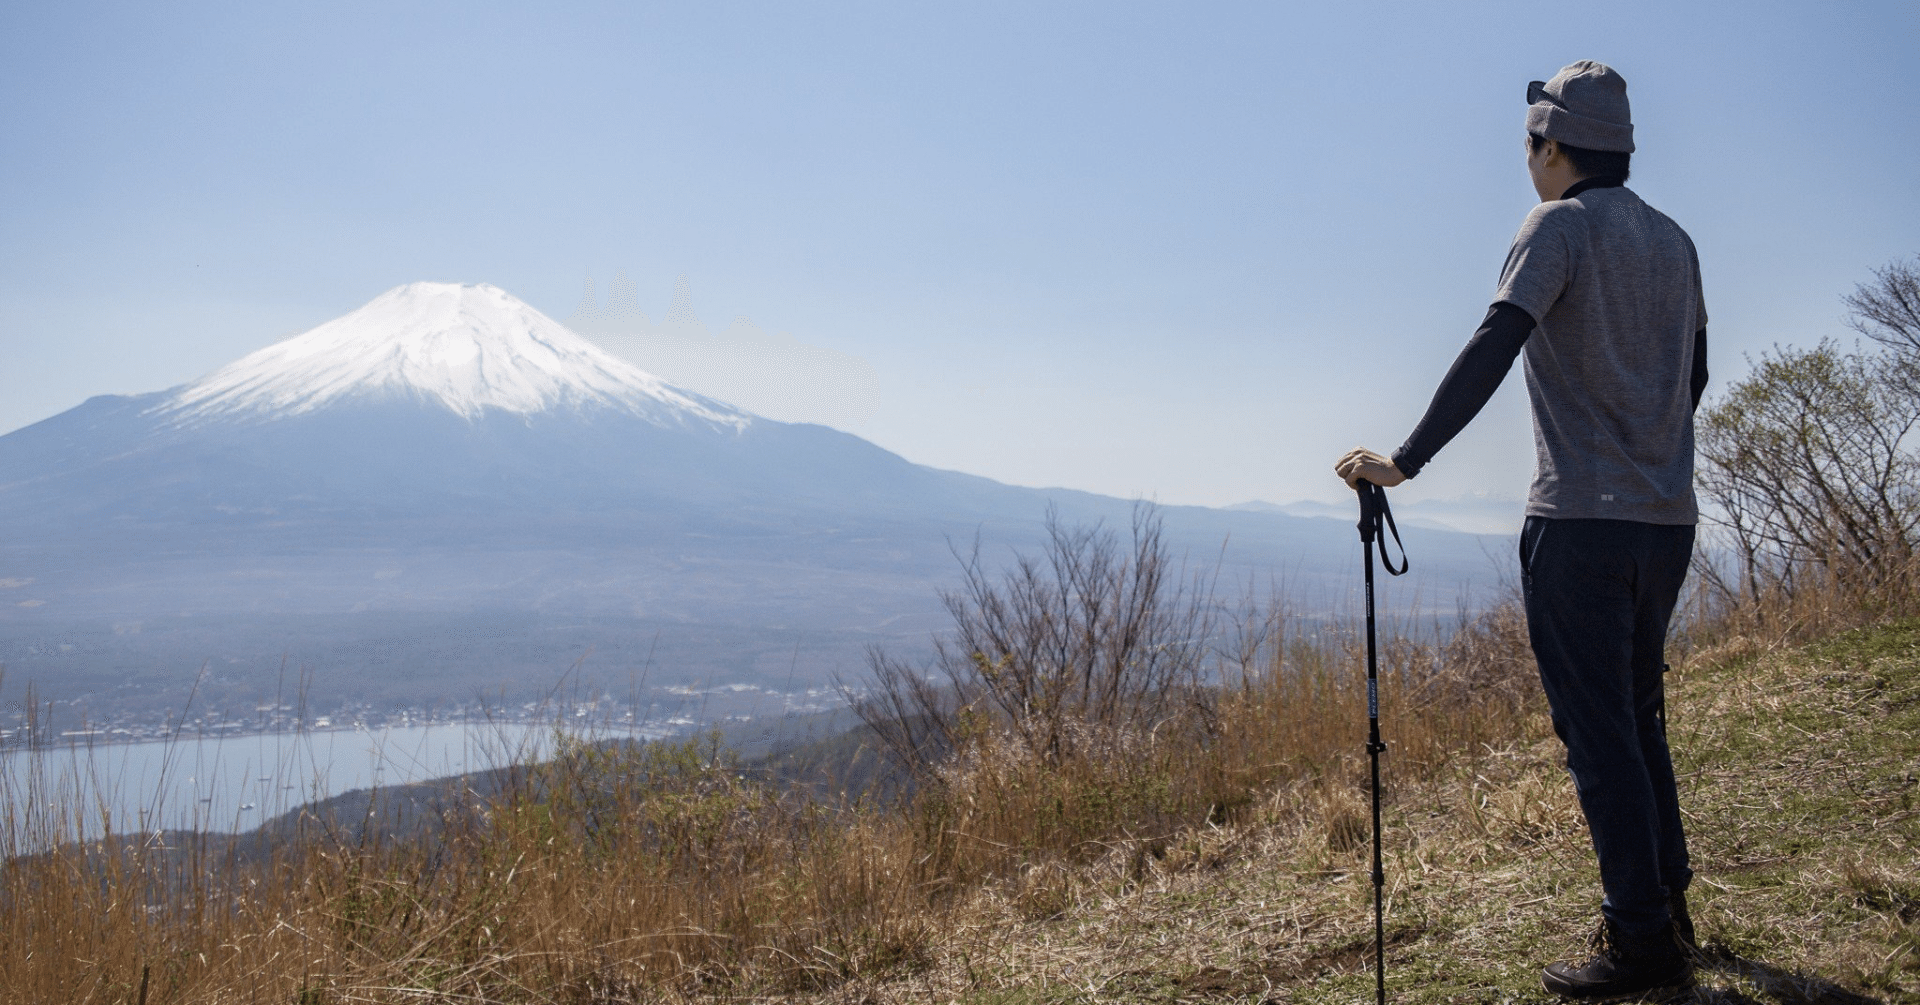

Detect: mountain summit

[159,282,746,429]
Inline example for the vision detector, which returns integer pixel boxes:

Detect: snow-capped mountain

[0,281,1498,724]
[2,280,959,524]
[160,282,747,430]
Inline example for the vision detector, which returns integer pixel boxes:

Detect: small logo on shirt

[1600,494,1615,502]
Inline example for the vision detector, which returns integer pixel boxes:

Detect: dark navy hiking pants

[1519,516,1695,937]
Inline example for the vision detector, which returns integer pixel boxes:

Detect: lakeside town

[0,681,846,750]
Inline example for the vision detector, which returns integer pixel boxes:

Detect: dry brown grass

[0,592,1550,1003]
[760,612,1916,1005]
[1,556,1911,1004]
[0,735,943,1003]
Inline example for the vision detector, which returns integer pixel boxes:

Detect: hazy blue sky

[3,1,1916,510]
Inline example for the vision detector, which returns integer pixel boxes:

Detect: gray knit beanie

[1526,60,1634,153]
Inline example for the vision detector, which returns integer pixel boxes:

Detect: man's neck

[1560,175,1627,200]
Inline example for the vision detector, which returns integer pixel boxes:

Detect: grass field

[3,595,1914,1003]
[810,619,1918,1005]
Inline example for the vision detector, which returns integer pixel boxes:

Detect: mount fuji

[0,282,1496,724]
[164,282,750,427]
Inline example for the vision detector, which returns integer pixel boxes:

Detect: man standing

[1334,61,1706,998]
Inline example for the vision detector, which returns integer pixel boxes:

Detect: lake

[0,720,671,848]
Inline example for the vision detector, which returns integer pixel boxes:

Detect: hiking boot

[1670,888,1696,953]
[1542,919,1692,998]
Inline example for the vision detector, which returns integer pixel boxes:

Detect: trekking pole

[1354,479,1407,1005]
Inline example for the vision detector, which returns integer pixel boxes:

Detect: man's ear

[1541,138,1565,165]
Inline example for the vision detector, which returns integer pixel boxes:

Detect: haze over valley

[0,281,1506,739]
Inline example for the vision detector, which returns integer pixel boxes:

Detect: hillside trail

[762,621,1920,1005]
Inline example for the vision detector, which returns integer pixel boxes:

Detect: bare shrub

[1843,254,1920,359]
[856,503,1222,781]
[1687,256,1920,647]
[1698,352,1920,616]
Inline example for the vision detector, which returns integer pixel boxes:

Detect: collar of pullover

[1560,176,1627,200]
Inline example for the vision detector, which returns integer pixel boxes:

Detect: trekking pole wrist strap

[1354,481,1410,576]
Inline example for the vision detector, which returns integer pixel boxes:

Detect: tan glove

[1334,447,1407,490]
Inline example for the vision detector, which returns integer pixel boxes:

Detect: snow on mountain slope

[158,282,750,429]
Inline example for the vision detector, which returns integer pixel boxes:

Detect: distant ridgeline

[565,272,880,429]
[0,281,1502,730]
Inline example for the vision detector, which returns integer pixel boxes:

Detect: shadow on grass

[1160,939,1887,1004]
[1673,945,1886,1005]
